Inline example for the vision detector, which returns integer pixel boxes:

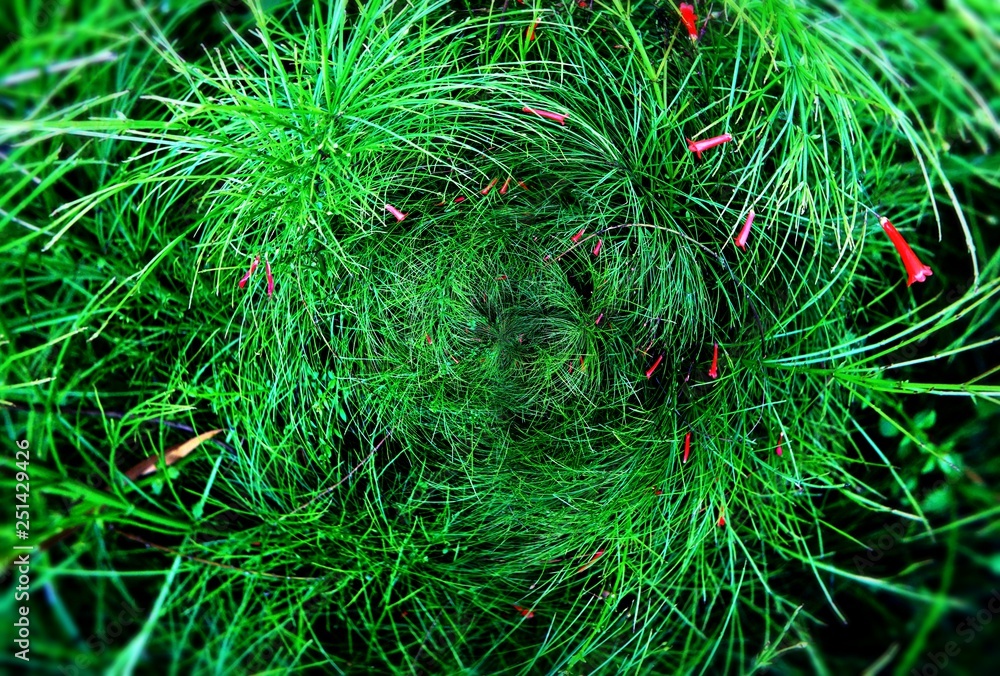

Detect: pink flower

[595,312,604,325]
[238,255,259,289]
[499,177,511,195]
[879,216,933,286]
[481,178,499,195]
[571,228,585,243]
[523,107,568,125]
[592,239,603,256]
[776,432,784,457]
[686,133,732,160]
[734,210,754,250]
[454,196,466,203]
[707,342,719,379]
[385,204,407,222]
[265,259,274,297]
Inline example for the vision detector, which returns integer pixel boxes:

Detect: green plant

[2,0,998,673]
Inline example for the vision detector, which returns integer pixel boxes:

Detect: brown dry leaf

[17,428,225,562]
[125,429,223,480]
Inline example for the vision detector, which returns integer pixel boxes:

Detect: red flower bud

[384,204,407,222]
[522,106,567,125]
[645,354,664,379]
[734,210,754,251]
[686,133,732,160]
[238,255,259,289]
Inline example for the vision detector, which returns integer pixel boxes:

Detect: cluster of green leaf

[1,0,998,673]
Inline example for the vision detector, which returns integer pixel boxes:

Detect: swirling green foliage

[1,0,998,673]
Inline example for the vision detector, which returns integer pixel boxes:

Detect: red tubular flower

[879,216,933,286]
[426,334,432,345]
[716,511,726,527]
[679,3,699,41]
[645,354,664,379]
[481,178,499,195]
[654,488,663,495]
[776,432,784,457]
[513,605,535,619]
[686,133,732,160]
[384,203,407,222]
[522,106,568,125]
[734,210,754,251]
[682,431,691,463]
[707,342,719,379]
[238,255,259,289]
[527,21,539,41]
[265,259,274,297]
[592,239,603,256]
[571,228,586,243]
[454,196,466,203]
[499,177,510,195]
[577,548,604,572]
[517,180,529,190]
